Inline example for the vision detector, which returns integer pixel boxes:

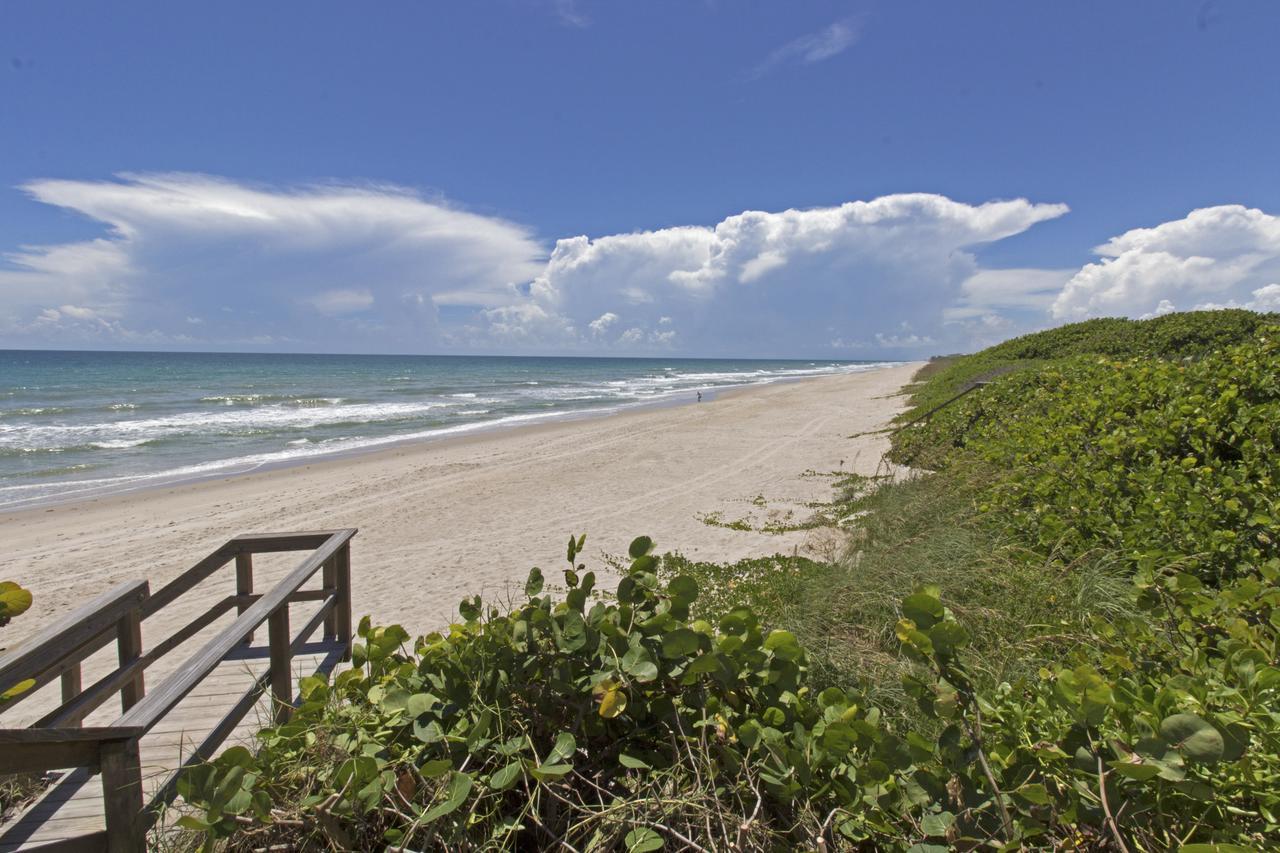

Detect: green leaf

[927,621,969,656]
[628,536,654,558]
[1108,760,1161,781]
[525,567,544,597]
[489,761,522,791]
[661,627,700,658]
[619,753,652,770]
[625,827,664,853]
[920,810,954,837]
[419,758,452,778]
[763,629,802,661]
[545,732,577,766]
[529,763,572,782]
[422,772,472,823]
[407,693,436,718]
[0,583,32,619]
[176,815,214,832]
[1160,713,1224,764]
[901,592,944,629]
[622,645,659,681]
[1014,782,1050,805]
[667,575,699,604]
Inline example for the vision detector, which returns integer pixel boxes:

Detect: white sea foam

[0,359,901,509]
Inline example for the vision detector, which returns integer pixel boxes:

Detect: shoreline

[0,361,902,514]
[2,362,921,665]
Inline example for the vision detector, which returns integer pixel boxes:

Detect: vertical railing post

[321,555,337,640]
[235,552,255,644]
[117,606,145,712]
[267,604,293,723]
[60,663,83,711]
[336,542,353,660]
[102,737,145,852]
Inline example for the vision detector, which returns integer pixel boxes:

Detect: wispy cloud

[750,16,863,79]
[553,0,589,28]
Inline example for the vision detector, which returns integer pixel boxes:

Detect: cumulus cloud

[1052,205,1280,320]
[497,193,1068,355]
[1,175,1079,356]
[0,173,544,351]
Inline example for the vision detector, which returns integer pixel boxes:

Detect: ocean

[0,350,894,510]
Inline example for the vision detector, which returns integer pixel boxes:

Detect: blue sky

[2,1,1278,357]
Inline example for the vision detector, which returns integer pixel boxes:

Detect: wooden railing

[0,529,356,852]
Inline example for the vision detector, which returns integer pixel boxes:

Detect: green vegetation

[175,310,1280,850]
[0,579,38,822]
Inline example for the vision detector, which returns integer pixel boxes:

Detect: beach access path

[3,363,919,654]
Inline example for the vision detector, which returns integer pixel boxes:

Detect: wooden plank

[138,543,236,618]
[267,607,292,724]
[116,530,355,733]
[336,543,353,659]
[114,611,144,715]
[1,531,356,851]
[321,556,337,639]
[0,581,149,697]
[100,739,143,852]
[58,668,80,710]
[228,530,351,554]
[0,831,108,853]
[234,553,254,645]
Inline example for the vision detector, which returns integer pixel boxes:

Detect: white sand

[3,364,918,644]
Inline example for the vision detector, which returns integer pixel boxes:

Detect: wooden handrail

[0,580,149,703]
[0,726,146,776]
[115,529,356,733]
[0,529,356,852]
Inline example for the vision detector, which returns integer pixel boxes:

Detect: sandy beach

[3,363,918,649]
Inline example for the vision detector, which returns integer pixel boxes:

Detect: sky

[1,1,1278,358]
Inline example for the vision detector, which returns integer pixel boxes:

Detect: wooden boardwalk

[0,531,356,852]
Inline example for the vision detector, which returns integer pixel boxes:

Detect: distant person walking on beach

[697,391,702,402]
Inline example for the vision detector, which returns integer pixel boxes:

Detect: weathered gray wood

[138,543,236,618]
[229,531,347,554]
[0,831,108,853]
[116,529,356,733]
[336,543,353,660]
[59,667,81,710]
[0,582,149,698]
[0,727,146,745]
[100,738,143,852]
[2,529,357,851]
[234,553,254,644]
[267,606,292,724]
[115,610,144,714]
[321,556,337,639]
[0,728,144,776]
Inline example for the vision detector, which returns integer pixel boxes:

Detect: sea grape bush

[897,333,1280,586]
[178,310,1280,850]
[177,537,947,850]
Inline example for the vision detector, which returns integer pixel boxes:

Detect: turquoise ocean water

[0,351,894,510]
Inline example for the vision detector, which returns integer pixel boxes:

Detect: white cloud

[588,311,618,335]
[1,175,1078,356]
[305,288,375,315]
[0,173,544,351]
[1052,205,1280,320]
[496,193,1068,355]
[752,17,863,78]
